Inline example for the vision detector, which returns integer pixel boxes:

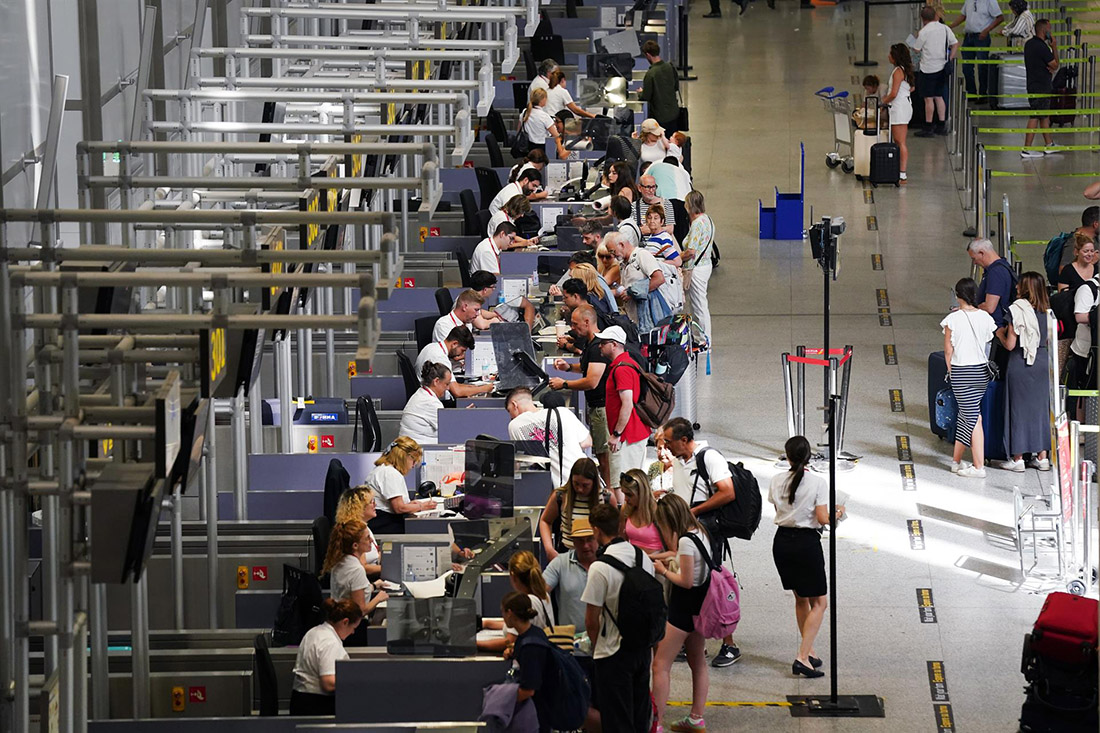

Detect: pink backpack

[685,533,741,639]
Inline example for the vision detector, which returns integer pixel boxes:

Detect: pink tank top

[624,518,664,552]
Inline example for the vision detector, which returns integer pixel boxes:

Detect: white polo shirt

[546,85,575,117]
[329,554,368,602]
[528,74,551,99]
[1071,278,1100,358]
[471,237,502,275]
[433,311,473,342]
[367,463,411,515]
[523,108,556,145]
[913,22,958,74]
[580,540,655,658]
[416,340,451,375]
[682,441,734,507]
[489,182,523,216]
[292,622,348,695]
[399,387,443,445]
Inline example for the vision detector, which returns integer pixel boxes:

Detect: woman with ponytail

[290,597,364,715]
[322,519,389,621]
[768,436,845,679]
[521,88,569,161]
[364,436,434,535]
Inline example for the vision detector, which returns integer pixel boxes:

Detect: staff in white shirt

[489,169,543,216]
[432,289,485,341]
[528,58,558,99]
[522,88,569,161]
[767,436,845,679]
[546,69,596,123]
[334,486,383,575]
[322,518,389,618]
[397,363,452,449]
[289,598,363,715]
[471,221,519,275]
[415,326,496,398]
[366,436,436,534]
[470,270,537,328]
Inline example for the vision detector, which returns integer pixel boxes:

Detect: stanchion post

[854,2,879,67]
[782,354,797,439]
[796,345,807,437]
[837,347,854,454]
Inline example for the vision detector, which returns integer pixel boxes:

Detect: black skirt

[771,526,827,598]
[667,581,710,633]
[368,510,405,535]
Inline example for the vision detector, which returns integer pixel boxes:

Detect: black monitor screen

[463,440,515,518]
[587,53,634,80]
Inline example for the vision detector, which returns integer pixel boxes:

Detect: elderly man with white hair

[966,238,1017,329]
[604,231,665,324]
[633,175,676,236]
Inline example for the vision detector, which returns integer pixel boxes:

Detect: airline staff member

[432,290,485,341]
[489,168,543,216]
[471,221,519,275]
[322,519,389,647]
[416,326,496,397]
[366,436,436,534]
[289,598,363,715]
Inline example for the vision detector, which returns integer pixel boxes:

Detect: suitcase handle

[861,96,879,134]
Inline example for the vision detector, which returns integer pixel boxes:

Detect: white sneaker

[1020,150,1044,158]
[951,461,970,474]
[1044,144,1062,155]
[957,465,987,478]
[1027,458,1052,471]
[994,459,1025,472]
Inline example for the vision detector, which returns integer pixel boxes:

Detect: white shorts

[890,98,913,126]
[609,438,648,484]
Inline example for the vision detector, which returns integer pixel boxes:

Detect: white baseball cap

[594,325,628,345]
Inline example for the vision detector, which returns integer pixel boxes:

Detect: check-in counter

[91,720,483,733]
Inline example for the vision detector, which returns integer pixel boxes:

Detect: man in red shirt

[596,325,651,501]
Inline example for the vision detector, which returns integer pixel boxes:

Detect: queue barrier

[781,346,854,459]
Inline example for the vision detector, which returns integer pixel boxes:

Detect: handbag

[960,309,1000,381]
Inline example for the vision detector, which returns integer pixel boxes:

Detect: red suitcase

[1030,592,1098,666]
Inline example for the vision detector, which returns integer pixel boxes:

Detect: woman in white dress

[881,43,914,184]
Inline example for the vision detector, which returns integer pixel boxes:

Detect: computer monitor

[385,597,477,657]
[586,53,634,81]
[379,535,453,584]
[449,519,491,553]
[463,440,516,518]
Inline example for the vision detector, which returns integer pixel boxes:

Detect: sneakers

[951,461,970,474]
[670,716,707,732]
[1045,144,1062,155]
[1021,149,1044,158]
[957,465,987,478]
[914,128,935,138]
[935,125,949,136]
[675,648,687,662]
[994,458,1025,472]
[711,644,741,668]
[1028,457,1052,471]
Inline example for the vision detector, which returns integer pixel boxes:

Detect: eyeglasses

[640,184,657,190]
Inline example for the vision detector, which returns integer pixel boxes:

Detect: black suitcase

[1050,67,1079,126]
[927,351,952,439]
[869,142,900,186]
[1019,685,1098,732]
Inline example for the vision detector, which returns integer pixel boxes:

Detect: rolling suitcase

[926,351,1008,460]
[853,97,885,179]
[1029,592,1098,666]
[868,138,900,186]
[1050,67,1079,126]
[989,53,1029,109]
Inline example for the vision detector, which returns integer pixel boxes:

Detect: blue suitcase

[927,351,1007,460]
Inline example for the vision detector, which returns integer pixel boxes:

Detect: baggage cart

[814,86,855,174]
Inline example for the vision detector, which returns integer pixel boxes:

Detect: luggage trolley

[814,87,855,174]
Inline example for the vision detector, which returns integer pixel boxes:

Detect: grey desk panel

[218,491,319,521]
[248,453,394,492]
[380,310,434,332]
[336,657,510,722]
[423,236,480,258]
[91,719,333,733]
[437,408,512,443]
[379,287,464,313]
[234,589,281,629]
[439,167,478,195]
[454,396,507,409]
[515,471,554,507]
[349,376,410,410]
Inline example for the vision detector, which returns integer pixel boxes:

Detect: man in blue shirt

[950,0,1005,102]
[968,238,1017,327]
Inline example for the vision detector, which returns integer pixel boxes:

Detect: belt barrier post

[837,346,854,455]
[855,2,879,67]
[782,354,797,439]
[796,345,807,437]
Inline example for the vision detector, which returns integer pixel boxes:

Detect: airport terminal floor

[666,2,1092,731]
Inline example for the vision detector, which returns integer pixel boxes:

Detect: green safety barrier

[968,92,1100,98]
[953,31,1078,38]
[985,144,1100,150]
[959,57,1089,64]
[1013,240,1048,245]
[991,170,1100,176]
[1067,389,1100,397]
[971,108,1100,114]
[958,44,1085,51]
[978,128,1100,134]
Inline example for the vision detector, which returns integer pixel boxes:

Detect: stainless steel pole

[172,487,184,630]
[232,387,248,520]
[130,571,150,718]
[204,401,219,628]
[277,337,294,454]
[782,354,796,439]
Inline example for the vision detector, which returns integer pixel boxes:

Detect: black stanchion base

[853,60,879,67]
[962,226,978,237]
[677,74,699,81]
[787,695,886,718]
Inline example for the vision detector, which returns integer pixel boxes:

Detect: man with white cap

[596,324,650,501]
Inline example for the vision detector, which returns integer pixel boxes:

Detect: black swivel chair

[396,350,421,400]
[254,633,280,717]
[435,287,454,316]
[486,107,511,147]
[475,210,492,240]
[310,516,331,578]
[522,49,537,81]
[485,133,505,168]
[415,316,438,353]
[475,167,503,211]
[455,250,473,288]
[459,189,480,237]
[531,34,565,66]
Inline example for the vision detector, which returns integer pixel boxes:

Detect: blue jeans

[962,32,992,96]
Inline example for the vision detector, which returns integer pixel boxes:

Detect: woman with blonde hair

[537,457,607,561]
[478,550,557,654]
[335,487,382,575]
[521,87,568,160]
[365,436,435,534]
[322,519,389,623]
[652,494,713,732]
[681,190,716,341]
[619,469,664,554]
[596,241,622,289]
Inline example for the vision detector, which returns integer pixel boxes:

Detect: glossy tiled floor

[669,0,1096,730]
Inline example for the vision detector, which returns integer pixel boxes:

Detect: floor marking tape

[669,700,800,708]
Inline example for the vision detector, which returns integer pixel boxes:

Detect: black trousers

[594,646,652,733]
[368,510,405,535]
[708,0,721,13]
[289,690,335,716]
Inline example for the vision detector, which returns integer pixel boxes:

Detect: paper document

[403,570,453,599]
[905,33,919,48]
[540,206,565,233]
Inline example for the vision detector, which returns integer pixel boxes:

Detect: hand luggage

[1051,66,1079,126]
[988,53,1029,109]
[868,140,900,186]
[1029,592,1099,666]
[927,351,953,439]
[926,351,1008,460]
[853,97,885,179]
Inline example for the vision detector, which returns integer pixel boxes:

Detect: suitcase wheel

[1067,579,1086,596]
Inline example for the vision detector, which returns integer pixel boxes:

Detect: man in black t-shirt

[1021,19,1060,157]
[549,305,611,490]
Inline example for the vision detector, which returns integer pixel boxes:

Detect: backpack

[1050,288,1079,339]
[598,544,667,650]
[515,631,591,730]
[684,533,741,640]
[691,449,763,541]
[610,361,676,429]
[351,395,382,452]
[1044,232,1073,284]
[271,565,325,647]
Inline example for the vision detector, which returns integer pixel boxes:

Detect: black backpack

[597,543,667,650]
[514,632,591,730]
[1050,288,1079,340]
[691,449,763,541]
[271,565,325,647]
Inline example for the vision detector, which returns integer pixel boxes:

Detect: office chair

[475,167,503,211]
[415,316,438,353]
[254,633,280,716]
[485,133,505,168]
[531,34,565,66]
[475,210,492,240]
[396,350,421,400]
[455,250,473,288]
[486,107,511,147]
[435,287,454,316]
[310,516,331,577]
[459,189,479,236]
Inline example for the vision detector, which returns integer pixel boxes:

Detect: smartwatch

[611,429,622,438]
